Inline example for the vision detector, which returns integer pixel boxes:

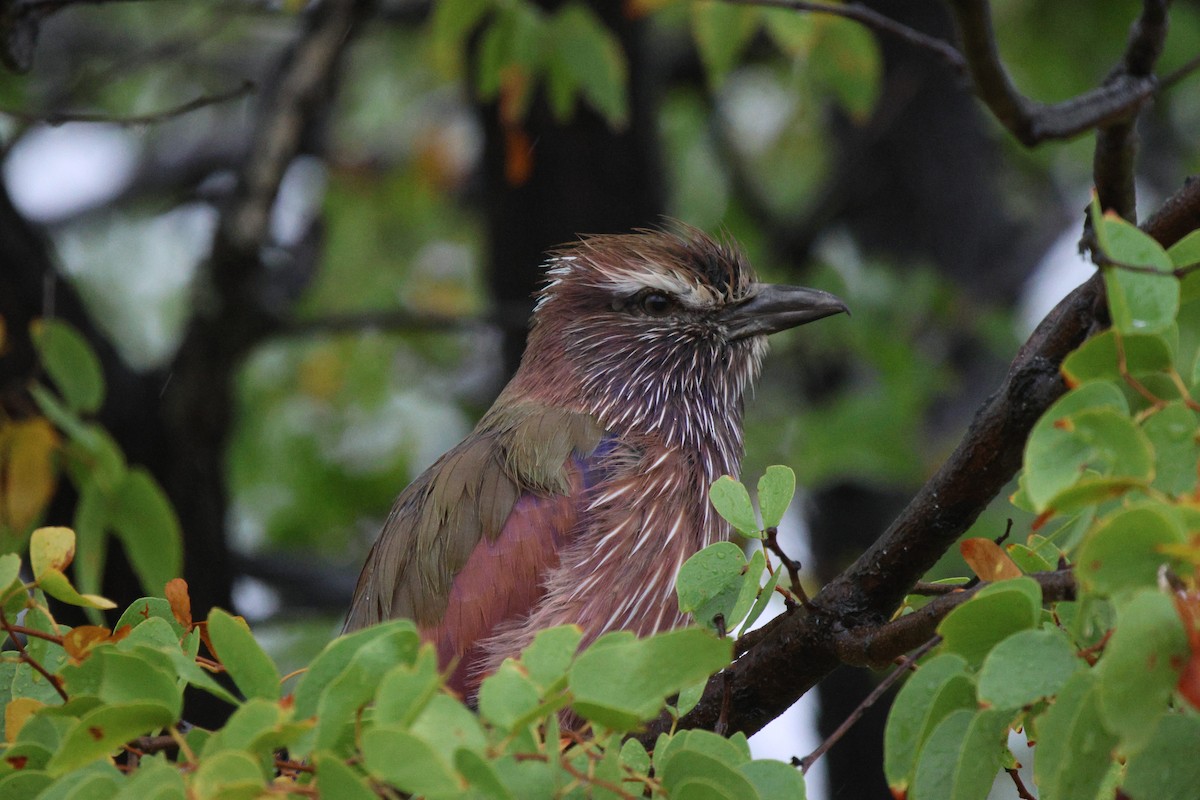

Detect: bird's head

[512,225,847,451]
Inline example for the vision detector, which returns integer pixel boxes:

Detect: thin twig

[797,636,942,773]
[1007,767,1037,800]
[1159,53,1200,92]
[765,527,810,608]
[726,0,967,73]
[0,81,255,127]
[0,606,68,703]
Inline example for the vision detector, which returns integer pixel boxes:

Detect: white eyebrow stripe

[596,267,718,307]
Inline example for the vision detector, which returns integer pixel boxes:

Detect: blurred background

[1,0,1197,796]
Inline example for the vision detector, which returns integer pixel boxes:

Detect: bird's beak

[721,284,849,340]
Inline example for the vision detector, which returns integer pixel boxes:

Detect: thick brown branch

[834,570,1076,669]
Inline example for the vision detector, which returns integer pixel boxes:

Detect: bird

[343,225,847,698]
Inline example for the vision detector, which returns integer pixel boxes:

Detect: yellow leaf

[38,568,116,610]
[5,697,44,742]
[30,526,75,577]
[0,419,60,531]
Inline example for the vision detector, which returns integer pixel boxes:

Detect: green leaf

[740,759,807,799]
[475,3,544,118]
[691,1,760,87]
[429,0,492,74]
[545,3,628,128]
[620,736,652,776]
[757,465,796,529]
[72,478,109,602]
[0,553,20,588]
[709,476,759,535]
[201,698,308,757]
[977,627,1081,708]
[112,756,187,799]
[1170,228,1200,304]
[293,620,419,720]
[1033,670,1118,800]
[361,726,465,798]
[310,622,422,752]
[1094,203,1179,334]
[114,597,186,639]
[1076,506,1185,597]
[37,569,116,610]
[372,646,441,729]
[660,749,758,799]
[1061,329,1174,386]
[190,750,265,800]
[519,624,581,689]
[44,702,176,776]
[884,654,976,793]
[568,628,730,731]
[61,647,182,718]
[1122,713,1200,800]
[761,7,815,56]
[937,578,1041,668]
[314,752,377,800]
[1143,402,1200,496]
[109,469,182,596]
[0,772,53,798]
[910,708,1012,800]
[1024,402,1153,514]
[809,16,882,121]
[1096,590,1189,749]
[738,561,781,637]
[206,608,280,701]
[30,319,105,414]
[410,693,487,758]
[29,386,126,491]
[455,748,518,800]
[676,541,749,632]
[478,660,543,731]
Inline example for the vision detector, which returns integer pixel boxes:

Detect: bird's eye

[637,292,673,316]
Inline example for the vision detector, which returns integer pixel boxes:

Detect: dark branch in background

[639,173,1200,743]
[1093,0,1169,221]
[0,80,255,127]
[0,0,158,73]
[727,0,966,73]
[945,0,1160,146]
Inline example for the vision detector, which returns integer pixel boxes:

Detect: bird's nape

[344,225,847,703]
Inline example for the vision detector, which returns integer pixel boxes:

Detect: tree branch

[639,175,1200,742]
[1093,0,1170,221]
[945,0,1160,146]
[0,80,255,127]
[726,0,966,73]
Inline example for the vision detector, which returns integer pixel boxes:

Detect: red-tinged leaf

[960,538,1022,582]
[63,626,116,662]
[165,578,192,629]
[1172,590,1200,710]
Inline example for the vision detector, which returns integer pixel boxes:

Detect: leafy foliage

[1,320,182,603]
[872,201,1200,799]
[0,527,807,799]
